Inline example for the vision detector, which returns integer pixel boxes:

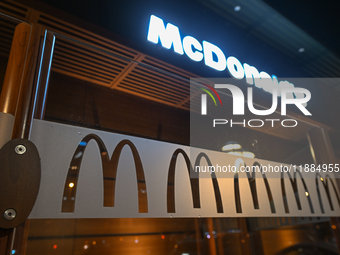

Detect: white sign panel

[29,120,340,218]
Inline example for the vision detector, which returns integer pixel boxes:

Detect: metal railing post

[0,22,54,255]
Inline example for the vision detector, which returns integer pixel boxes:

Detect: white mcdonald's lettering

[147,15,226,71]
[147,15,308,102]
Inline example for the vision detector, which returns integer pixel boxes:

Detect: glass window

[24,31,340,255]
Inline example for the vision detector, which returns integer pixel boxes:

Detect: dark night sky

[262,0,340,58]
[37,0,340,58]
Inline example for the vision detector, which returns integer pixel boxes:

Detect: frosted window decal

[281,171,314,214]
[316,173,340,213]
[194,152,223,213]
[62,135,148,213]
[167,149,200,213]
[253,162,276,213]
[29,120,340,218]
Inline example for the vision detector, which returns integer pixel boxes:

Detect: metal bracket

[0,138,41,229]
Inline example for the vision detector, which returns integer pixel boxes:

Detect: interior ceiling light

[222,142,241,152]
[298,47,305,53]
[234,5,241,12]
[242,151,255,159]
[227,151,243,157]
[222,141,255,158]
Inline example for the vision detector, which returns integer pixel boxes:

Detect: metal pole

[206,218,217,255]
[0,23,31,115]
[215,218,225,255]
[0,22,31,149]
[0,23,54,255]
[11,25,47,140]
[194,218,202,255]
[238,218,253,255]
[0,22,32,255]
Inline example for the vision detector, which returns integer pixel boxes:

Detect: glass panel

[28,218,207,254]
[27,32,339,255]
[249,218,338,255]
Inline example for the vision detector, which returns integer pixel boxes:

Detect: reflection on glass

[222,141,256,158]
[27,218,339,254]
[21,17,339,255]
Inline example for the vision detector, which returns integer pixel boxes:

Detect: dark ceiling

[262,0,340,59]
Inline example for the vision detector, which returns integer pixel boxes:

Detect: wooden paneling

[44,71,191,145]
[43,70,319,164]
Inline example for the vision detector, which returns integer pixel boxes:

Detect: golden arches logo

[61,134,148,213]
[60,134,340,216]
